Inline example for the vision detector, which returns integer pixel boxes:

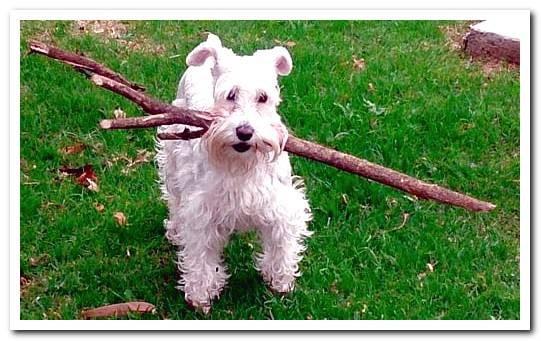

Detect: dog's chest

[202,170,284,230]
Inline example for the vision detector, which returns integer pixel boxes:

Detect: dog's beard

[203,117,287,175]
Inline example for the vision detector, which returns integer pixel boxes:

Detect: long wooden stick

[29,40,146,92]
[28,40,496,212]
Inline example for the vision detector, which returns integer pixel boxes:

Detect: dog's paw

[266,277,296,296]
[186,297,212,315]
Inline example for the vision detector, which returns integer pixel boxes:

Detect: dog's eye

[257,93,268,103]
[226,89,236,101]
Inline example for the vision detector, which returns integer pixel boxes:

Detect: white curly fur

[155,33,312,313]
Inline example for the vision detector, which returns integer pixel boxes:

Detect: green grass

[19,20,520,320]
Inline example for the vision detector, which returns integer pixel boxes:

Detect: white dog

[156,33,312,313]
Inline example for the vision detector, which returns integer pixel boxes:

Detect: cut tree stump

[464,20,520,64]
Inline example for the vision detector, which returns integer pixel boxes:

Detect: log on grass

[464,20,520,64]
[81,301,156,319]
[28,40,496,212]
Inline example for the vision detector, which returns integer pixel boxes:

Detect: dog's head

[186,33,291,173]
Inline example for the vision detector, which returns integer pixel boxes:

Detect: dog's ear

[271,46,293,76]
[186,33,222,66]
[254,46,293,76]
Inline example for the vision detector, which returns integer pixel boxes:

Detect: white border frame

[10,9,530,331]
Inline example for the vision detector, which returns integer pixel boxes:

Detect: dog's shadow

[218,232,270,308]
[167,232,272,317]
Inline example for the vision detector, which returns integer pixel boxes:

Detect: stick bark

[29,40,146,92]
[28,40,496,212]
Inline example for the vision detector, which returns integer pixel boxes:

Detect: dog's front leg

[176,222,229,314]
[256,188,312,294]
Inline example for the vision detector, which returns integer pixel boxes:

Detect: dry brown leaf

[103,153,130,168]
[133,149,151,164]
[30,254,49,267]
[352,55,366,71]
[59,164,99,192]
[285,41,296,48]
[113,212,127,226]
[86,178,99,192]
[121,149,153,174]
[60,143,86,155]
[94,202,105,213]
[20,276,31,289]
[82,301,155,319]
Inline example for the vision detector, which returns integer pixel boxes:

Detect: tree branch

[28,40,496,212]
[29,40,146,92]
[99,114,495,212]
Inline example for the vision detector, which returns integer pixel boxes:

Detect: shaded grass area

[19,20,519,320]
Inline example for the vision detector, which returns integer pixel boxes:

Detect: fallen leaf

[133,149,151,164]
[426,260,437,272]
[103,153,130,168]
[20,276,31,288]
[285,41,296,47]
[60,143,86,155]
[86,178,99,192]
[75,165,98,192]
[352,55,366,71]
[113,107,126,119]
[82,301,155,319]
[94,202,105,213]
[417,271,427,283]
[113,212,127,226]
[368,82,376,92]
[59,164,99,192]
[30,254,49,267]
[121,149,153,174]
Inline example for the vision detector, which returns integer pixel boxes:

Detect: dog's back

[156,48,216,207]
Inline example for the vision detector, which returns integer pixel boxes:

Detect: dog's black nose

[236,124,254,141]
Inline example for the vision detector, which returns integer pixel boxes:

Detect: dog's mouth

[232,142,251,153]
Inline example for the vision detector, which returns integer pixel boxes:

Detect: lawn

[19,20,520,320]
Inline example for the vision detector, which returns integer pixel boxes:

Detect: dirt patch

[75,20,129,39]
[480,58,519,78]
[74,20,166,54]
[439,21,480,51]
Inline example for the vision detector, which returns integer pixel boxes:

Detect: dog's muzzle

[232,124,254,153]
[232,142,251,153]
